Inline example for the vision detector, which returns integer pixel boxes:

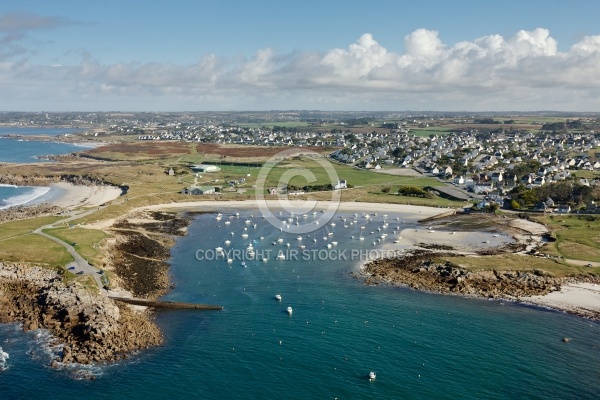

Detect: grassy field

[43,226,107,267]
[0,216,64,241]
[0,234,73,266]
[439,253,600,276]
[532,214,600,263]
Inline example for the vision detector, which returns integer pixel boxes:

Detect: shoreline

[39,182,122,209]
[121,201,599,321]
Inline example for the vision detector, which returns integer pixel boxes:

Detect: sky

[1,0,600,112]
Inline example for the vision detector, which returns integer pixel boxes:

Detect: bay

[0,210,598,399]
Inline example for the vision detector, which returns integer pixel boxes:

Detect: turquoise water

[0,127,91,207]
[0,137,86,164]
[1,211,599,399]
[0,127,82,136]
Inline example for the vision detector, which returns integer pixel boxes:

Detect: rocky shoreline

[104,210,195,298]
[0,173,120,188]
[361,248,600,321]
[0,209,195,376]
[0,203,63,224]
[0,263,163,369]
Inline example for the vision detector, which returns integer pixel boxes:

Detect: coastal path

[33,207,107,290]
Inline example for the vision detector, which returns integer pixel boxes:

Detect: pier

[110,296,223,310]
[418,208,458,223]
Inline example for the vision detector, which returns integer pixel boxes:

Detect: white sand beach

[48,182,122,209]
[522,283,600,319]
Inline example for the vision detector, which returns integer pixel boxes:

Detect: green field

[43,226,107,267]
[534,214,600,263]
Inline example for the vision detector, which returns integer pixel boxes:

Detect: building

[334,180,347,189]
[190,164,221,173]
[182,185,216,195]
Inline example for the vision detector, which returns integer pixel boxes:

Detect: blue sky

[1,0,600,111]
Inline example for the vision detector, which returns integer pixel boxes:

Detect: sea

[0,127,92,209]
[0,210,599,399]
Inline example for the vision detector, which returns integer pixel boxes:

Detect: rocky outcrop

[0,203,63,224]
[0,173,117,188]
[104,211,193,299]
[362,251,581,299]
[0,263,162,365]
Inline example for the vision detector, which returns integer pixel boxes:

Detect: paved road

[33,207,106,291]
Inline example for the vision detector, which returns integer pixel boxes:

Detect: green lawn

[0,216,64,241]
[43,226,107,267]
[533,214,600,263]
[0,234,73,266]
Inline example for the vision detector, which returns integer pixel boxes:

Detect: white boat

[277,238,284,243]
[275,294,282,301]
[215,247,224,253]
[241,262,247,268]
[227,258,233,263]
[241,233,249,239]
[287,306,293,314]
[225,240,231,245]
[369,371,376,381]
[297,236,302,241]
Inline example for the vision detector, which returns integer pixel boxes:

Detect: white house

[334,180,347,189]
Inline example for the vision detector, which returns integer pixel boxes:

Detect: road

[33,207,106,291]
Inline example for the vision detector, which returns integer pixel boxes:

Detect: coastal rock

[0,262,163,365]
[362,251,578,300]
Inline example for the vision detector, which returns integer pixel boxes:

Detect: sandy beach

[522,282,600,320]
[46,182,122,209]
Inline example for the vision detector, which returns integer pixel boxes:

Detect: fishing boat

[275,294,282,301]
[286,306,293,315]
[369,371,376,381]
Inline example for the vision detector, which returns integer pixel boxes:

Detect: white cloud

[2,27,600,111]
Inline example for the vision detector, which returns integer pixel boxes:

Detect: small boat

[275,294,282,301]
[241,262,247,268]
[227,258,233,263]
[277,238,284,243]
[224,221,231,225]
[224,240,231,245]
[215,247,224,253]
[241,233,249,239]
[287,306,293,315]
[297,236,302,241]
[369,371,376,381]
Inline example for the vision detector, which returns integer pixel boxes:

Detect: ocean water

[0,127,92,208]
[0,211,599,399]
[0,137,86,164]
[0,127,82,136]
[0,185,51,210]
